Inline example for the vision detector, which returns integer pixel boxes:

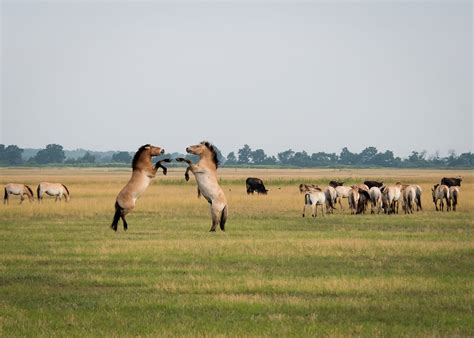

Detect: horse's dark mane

[132,144,151,168]
[25,185,33,196]
[201,141,220,168]
[61,184,70,196]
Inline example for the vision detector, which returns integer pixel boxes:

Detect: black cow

[364,180,384,189]
[329,180,344,188]
[440,177,462,187]
[246,177,268,195]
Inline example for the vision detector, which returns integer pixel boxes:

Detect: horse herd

[2,142,464,232]
[297,178,461,217]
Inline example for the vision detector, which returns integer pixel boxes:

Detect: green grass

[1,167,473,336]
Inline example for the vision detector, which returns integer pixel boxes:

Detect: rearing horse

[176,141,228,232]
[111,144,170,231]
[4,183,34,204]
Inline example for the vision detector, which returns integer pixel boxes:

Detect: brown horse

[176,141,228,232]
[4,183,34,204]
[111,144,170,231]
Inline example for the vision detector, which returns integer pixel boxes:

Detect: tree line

[0,143,472,168]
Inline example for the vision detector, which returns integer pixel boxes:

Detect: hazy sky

[1,1,472,157]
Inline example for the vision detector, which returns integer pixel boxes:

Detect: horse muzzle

[160,149,165,154]
[186,147,191,153]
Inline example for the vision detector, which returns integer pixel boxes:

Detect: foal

[111,144,170,231]
[176,141,228,232]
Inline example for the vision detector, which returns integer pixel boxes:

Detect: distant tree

[33,144,65,164]
[277,149,295,165]
[372,150,397,167]
[0,144,24,165]
[263,155,277,165]
[238,144,252,164]
[226,152,237,164]
[339,147,358,165]
[311,152,338,166]
[77,152,96,163]
[112,151,132,163]
[251,149,267,164]
[290,151,311,167]
[359,146,378,164]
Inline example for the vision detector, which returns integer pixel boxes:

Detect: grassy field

[1,167,473,336]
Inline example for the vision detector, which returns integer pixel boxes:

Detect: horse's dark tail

[219,205,228,231]
[111,201,121,231]
[25,185,34,200]
[304,193,311,205]
[36,185,41,200]
[416,191,422,211]
[4,188,8,204]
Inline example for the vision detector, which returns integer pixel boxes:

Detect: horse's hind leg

[121,215,128,231]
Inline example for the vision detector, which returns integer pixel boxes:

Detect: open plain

[1,167,473,336]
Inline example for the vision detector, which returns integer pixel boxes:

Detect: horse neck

[134,152,153,172]
[198,152,217,171]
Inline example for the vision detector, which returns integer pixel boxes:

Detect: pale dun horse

[432,184,450,211]
[37,182,70,202]
[176,141,228,232]
[4,183,34,204]
[112,144,170,231]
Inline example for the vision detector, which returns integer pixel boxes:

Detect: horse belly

[195,174,221,202]
[45,188,61,196]
[7,186,22,195]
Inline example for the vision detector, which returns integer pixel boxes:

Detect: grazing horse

[176,141,228,232]
[413,184,423,211]
[4,183,34,204]
[431,184,450,211]
[323,186,337,214]
[302,190,326,217]
[449,186,460,211]
[356,189,371,214]
[402,185,417,214]
[368,186,383,214]
[111,144,170,231]
[299,184,321,193]
[348,186,360,214]
[381,183,402,214]
[335,185,351,210]
[37,182,70,202]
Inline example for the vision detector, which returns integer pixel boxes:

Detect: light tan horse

[111,144,170,231]
[4,183,34,204]
[302,190,326,217]
[335,185,351,210]
[402,185,417,214]
[381,183,403,214]
[348,185,360,214]
[431,184,450,211]
[449,186,460,211]
[37,182,70,202]
[176,141,228,232]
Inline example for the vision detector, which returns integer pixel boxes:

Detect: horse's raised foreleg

[175,158,195,181]
[154,158,172,176]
